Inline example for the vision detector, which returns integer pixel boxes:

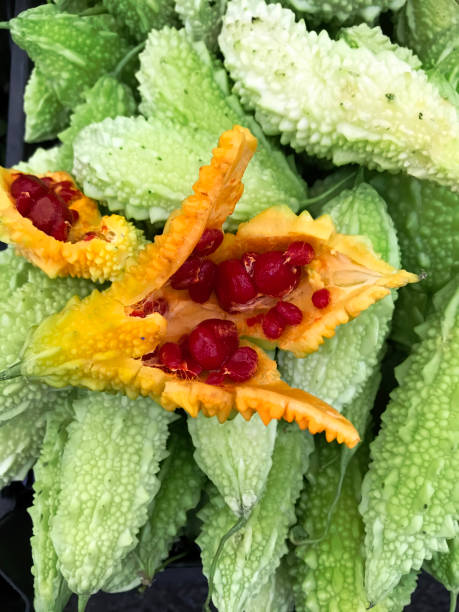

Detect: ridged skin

[245,557,294,612]
[24,68,70,143]
[274,0,405,23]
[74,28,307,226]
[0,249,94,423]
[278,182,400,410]
[103,420,205,592]
[426,536,459,601]
[219,0,459,190]
[9,5,131,108]
[29,402,74,612]
[360,279,459,603]
[58,75,137,173]
[50,392,174,596]
[102,0,179,42]
[369,173,459,295]
[198,424,313,612]
[14,146,63,174]
[188,412,277,516]
[175,0,227,51]
[396,0,459,90]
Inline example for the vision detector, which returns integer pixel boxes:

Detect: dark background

[0,1,457,610]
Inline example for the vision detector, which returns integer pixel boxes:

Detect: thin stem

[77,595,89,612]
[0,362,22,381]
[112,41,146,79]
[449,591,458,612]
[303,171,357,206]
[204,513,248,611]
[0,22,10,30]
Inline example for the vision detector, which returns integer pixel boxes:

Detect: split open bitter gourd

[0,168,144,282]
[16,126,417,447]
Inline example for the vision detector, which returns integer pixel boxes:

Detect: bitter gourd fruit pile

[0,1,458,610]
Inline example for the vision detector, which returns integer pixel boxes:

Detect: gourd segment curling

[0,168,144,282]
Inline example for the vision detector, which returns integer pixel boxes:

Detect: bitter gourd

[175,0,227,51]
[24,68,70,144]
[245,557,294,612]
[360,277,459,603]
[425,537,459,612]
[50,392,174,596]
[198,423,313,611]
[102,0,179,42]
[58,75,137,173]
[7,5,132,108]
[274,0,406,24]
[219,0,459,191]
[187,412,277,516]
[0,249,94,422]
[278,182,399,410]
[29,400,74,612]
[15,146,64,174]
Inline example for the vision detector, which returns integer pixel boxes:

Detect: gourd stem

[0,362,22,381]
[204,513,249,611]
[449,591,458,612]
[302,171,357,206]
[0,23,10,30]
[77,595,89,612]
[112,41,146,79]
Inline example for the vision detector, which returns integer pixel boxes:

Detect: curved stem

[112,41,146,79]
[204,513,248,611]
[449,591,458,612]
[303,171,357,206]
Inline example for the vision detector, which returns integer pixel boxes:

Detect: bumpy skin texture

[278,182,399,410]
[24,68,70,143]
[58,75,137,173]
[0,168,145,282]
[360,279,459,603]
[188,412,277,516]
[14,146,64,174]
[0,249,94,423]
[245,558,294,612]
[0,403,46,489]
[396,0,459,92]
[198,424,313,612]
[8,5,131,108]
[369,173,459,295]
[50,392,174,596]
[219,0,459,191]
[102,0,179,42]
[175,0,227,51]
[274,0,405,23]
[29,402,73,612]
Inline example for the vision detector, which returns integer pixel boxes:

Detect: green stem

[0,22,10,30]
[303,171,357,206]
[112,41,146,79]
[204,513,249,611]
[449,591,458,612]
[78,594,90,612]
[0,362,22,381]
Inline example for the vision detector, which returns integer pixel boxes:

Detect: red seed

[283,241,315,266]
[10,174,49,200]
[54,181,81,203]
[70,209,79,223]
[224,347,258,382]
[141,349,160,366]
[253,251,301,297]
[262,308,286,339]
[312,288,331,309]
[188,260,217,303]
[241,252,258,277]
[159,342,183,370]
[206,371,226,386]
[193,228,224,256]
[130,296,168,318]
[15,193,35,217]
[215,259,257,312]
[28,194,71,241]
[170,255,204,290]
[274,301,303,326]
[82,231,98,242]
[40,177,55,188]
[189,319,239,370]
[246,313,264,327]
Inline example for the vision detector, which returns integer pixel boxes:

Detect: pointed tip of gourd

[0,361,22,381]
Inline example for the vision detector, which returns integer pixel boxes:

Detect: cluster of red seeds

[141,318,258,385]
[10,173,81,241]
[170,232,330,339]
[130,296,169,318]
